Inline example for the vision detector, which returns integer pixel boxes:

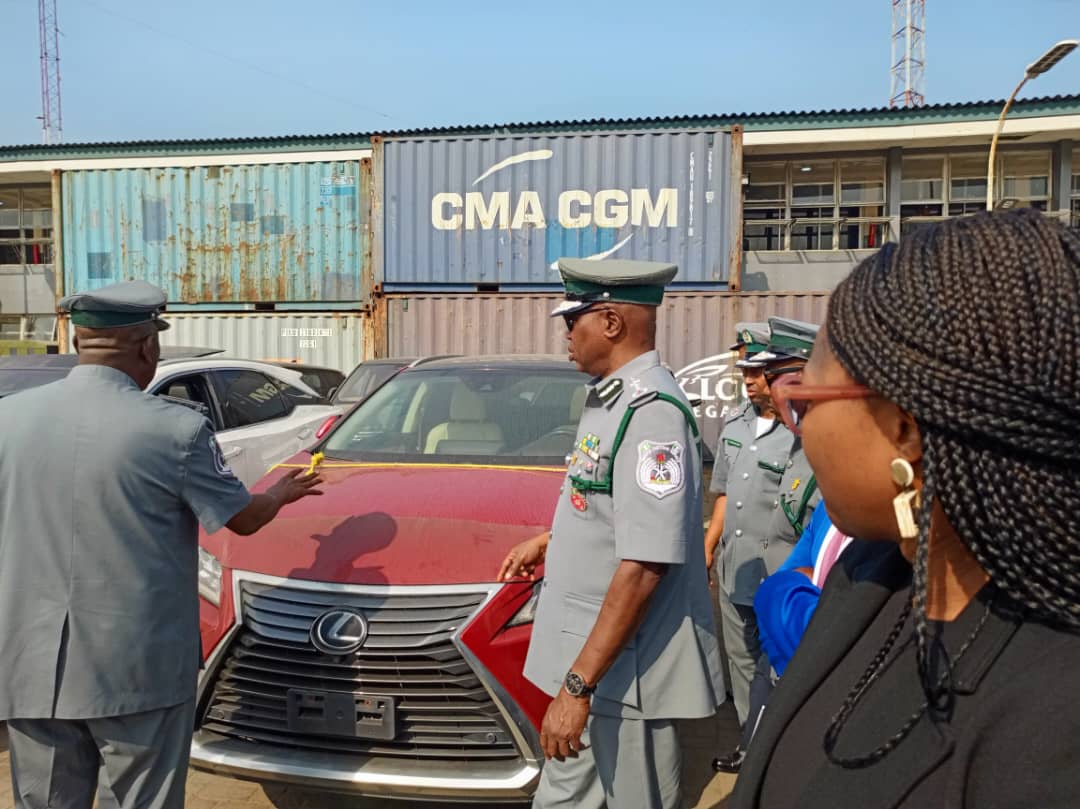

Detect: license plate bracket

[285,688,397,741]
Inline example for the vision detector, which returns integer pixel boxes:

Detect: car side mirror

[327,385,339,401]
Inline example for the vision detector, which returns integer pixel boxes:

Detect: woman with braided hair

[731,208,1080,809]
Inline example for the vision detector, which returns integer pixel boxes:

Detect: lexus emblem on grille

[310,607,369,655]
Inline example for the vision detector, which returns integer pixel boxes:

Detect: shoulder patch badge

[636,440,685,499]
[210,436,235,478]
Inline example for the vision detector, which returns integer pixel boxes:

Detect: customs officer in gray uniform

[755,317,823,575]
[703,323,770,574]
[710,316,821,775]
[0,281,323,809]
[710,326,794,735]
[498,259,723,809]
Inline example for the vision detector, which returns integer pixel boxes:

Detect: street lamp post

[986,39,1078,211]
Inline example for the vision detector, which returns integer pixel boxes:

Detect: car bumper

[190,730,540,802]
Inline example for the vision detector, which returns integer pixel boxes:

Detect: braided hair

[822,209,1080,766]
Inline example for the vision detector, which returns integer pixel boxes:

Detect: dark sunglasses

[769,374,877,436]
[562,306,613,332]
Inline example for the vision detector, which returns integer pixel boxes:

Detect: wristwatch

[563,671,596,698]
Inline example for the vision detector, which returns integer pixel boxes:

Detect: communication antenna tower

[890,0,926,108]
[39,0,63,143]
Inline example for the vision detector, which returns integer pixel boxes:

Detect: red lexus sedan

[190,355,589,802]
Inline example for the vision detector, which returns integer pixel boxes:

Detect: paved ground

[0,717,738,809]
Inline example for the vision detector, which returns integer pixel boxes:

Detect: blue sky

[1,0,1077,145]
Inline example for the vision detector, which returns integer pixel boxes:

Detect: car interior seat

[423,386,503,454]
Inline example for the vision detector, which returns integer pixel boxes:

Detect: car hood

[203,458,564,586]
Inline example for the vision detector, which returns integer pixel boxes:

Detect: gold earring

[890,458,920,540]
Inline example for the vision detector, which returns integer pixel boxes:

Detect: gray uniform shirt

[712,406,794,605]
[0,364,252,720]
[762,438,822,575]
[523,350,723,721]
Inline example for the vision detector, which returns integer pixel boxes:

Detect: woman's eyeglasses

[769,374,876,436]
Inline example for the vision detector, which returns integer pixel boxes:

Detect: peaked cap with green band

[59,280,171,331]
[748,316,820,365]
[551,258,678,317]
[730,321,770,353]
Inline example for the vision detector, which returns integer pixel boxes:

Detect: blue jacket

[754,506,833,675]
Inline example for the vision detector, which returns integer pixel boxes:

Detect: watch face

[565,672,586,696]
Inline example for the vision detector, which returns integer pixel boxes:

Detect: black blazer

[731,540,1080,809]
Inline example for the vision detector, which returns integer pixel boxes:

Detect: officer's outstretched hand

[541,689,590,761]
[497,532,550,582]
[267,468,325,505]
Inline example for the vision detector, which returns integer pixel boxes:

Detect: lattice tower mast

[890,0,926,108]
[39,0,63,143]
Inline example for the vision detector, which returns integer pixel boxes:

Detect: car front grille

[200,579,521,762]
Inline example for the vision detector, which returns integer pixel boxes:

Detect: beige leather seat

[424,386,503,454]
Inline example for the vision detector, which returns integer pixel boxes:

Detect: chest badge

[579,433,601,461]
[791,478,801,491]
[570,488,588,512]
[636,440,685,500]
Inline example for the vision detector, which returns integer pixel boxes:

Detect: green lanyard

[568,392,700,496]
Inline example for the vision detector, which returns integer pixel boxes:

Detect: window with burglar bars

[1071,147,1080,228]
[0,186,54,271]
[743,159,888,252]
[900,150,1053,229]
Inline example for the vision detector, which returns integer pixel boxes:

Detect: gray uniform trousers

[532,715,684,809]
[718,594,761,728]
[6,700,195,809]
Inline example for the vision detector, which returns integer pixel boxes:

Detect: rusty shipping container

[60,161,371,304]
[381,128,741,288]
[385,291,830,451]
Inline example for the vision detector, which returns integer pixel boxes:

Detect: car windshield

[324,366,589,465]
[334,362,407,403]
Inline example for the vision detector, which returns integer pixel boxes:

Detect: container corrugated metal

[382,130,734,287]
[61,161,370,303]
[156,312,366,371]
[386,291,830,450]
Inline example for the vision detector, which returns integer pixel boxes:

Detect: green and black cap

[59,280,170,331]
[551,258,678,317]
[748,317,820,365]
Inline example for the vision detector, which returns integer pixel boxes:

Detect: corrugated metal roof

[3,93,1079,162]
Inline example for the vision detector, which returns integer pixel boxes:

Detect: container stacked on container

[60,158,375,374]
[377,126,828,450]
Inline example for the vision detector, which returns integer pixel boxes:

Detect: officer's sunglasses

[562,306,614,332]
[770,374,876,436]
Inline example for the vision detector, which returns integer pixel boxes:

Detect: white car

[150,358,342,487]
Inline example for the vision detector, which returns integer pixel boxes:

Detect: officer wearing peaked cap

[757,317,825,576]
[0,280,323,809]
[706,319,797,758]
[499,259,723,809]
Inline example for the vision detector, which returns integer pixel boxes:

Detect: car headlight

[504,581,542,628]
[198,546,223,606]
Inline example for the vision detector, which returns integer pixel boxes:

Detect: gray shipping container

[386,291,830,451]
[382,129,738,288]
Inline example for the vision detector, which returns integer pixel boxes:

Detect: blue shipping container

[382,129,735,287]
[62,161,370,303]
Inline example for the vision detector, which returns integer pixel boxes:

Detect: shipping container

[381,129,739,289]
[61,161,371,304]
[386,291,830,451]
[150,312,367,372]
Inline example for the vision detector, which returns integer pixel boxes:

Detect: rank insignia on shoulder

[570,488,588,512]
[597,379,624,403]
[579,434,601,461]
[636,440,685,499]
